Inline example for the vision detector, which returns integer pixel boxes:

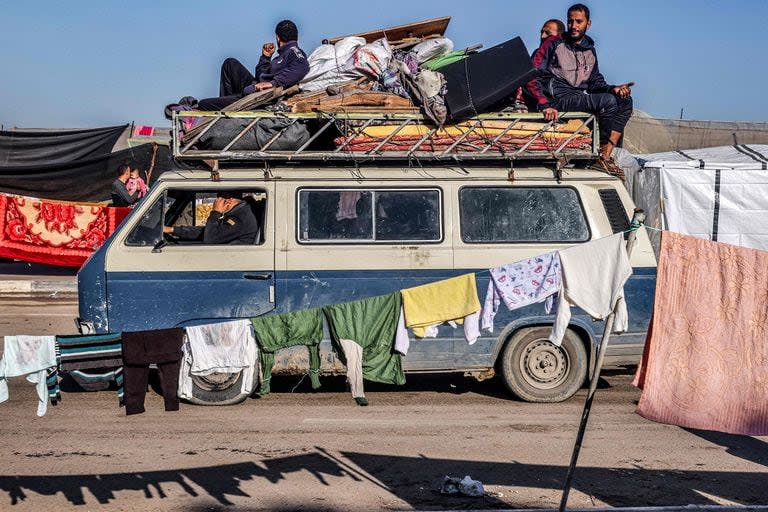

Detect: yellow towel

[401,274,481,338]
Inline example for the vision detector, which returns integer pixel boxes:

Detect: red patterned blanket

[0,194,130,267]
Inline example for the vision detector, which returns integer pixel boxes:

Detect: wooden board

[292,91,413,113]
[325,16,451,44]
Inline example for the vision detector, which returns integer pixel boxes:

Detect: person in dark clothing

[164,191,259,244]
[527,4,633,177]
[111,163,140,207]
[197,20,310,111]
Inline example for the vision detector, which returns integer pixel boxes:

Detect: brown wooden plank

[325,16,451,44]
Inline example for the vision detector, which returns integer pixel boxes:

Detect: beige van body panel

[105,167,656,272]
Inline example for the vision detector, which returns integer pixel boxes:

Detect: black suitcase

[441,37,536,122]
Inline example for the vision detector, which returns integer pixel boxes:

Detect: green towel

[421,51,469,71]
[251,308,323,394]
[323,293,405,386]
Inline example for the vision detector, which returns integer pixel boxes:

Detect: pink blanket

[634,231,768,435]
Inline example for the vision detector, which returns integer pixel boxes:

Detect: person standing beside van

[111,164,140,207]
[163,191,259,244]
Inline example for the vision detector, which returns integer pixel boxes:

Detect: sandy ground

[0,298,766,511]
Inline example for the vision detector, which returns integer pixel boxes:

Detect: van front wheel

[500,326,587,403]
[186,370,251,406]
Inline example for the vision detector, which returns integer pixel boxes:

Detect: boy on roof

[527,4,633,177]
[197,20,310,111]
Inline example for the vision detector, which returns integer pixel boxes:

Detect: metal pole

[558,209,646,512]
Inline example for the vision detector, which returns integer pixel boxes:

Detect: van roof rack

[172,111,599,165]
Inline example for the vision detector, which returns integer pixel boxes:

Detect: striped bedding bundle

[55,333,124,406]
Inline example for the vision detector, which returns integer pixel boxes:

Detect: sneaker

[178,96,198,107]
[591,156,626,180]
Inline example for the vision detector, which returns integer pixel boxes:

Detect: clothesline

[473,223,647,278]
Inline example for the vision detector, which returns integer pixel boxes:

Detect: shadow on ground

[1,447,766,509]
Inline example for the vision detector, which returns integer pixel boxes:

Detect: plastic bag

[300,37,366,92]
[347,38,392,78]
[440,475,485,497]
[411,37,455,64]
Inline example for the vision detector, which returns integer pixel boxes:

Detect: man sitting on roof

[514,18,566,112]
[196,20,310,111]
[527,3,633,177]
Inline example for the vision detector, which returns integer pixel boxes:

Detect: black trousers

[124,361,181,415]
[555,91,633,146]
[198,58,253,111]
[121,328,184,415]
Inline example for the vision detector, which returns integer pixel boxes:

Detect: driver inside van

[163,191,259,244]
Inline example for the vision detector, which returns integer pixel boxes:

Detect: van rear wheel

[186,370,251,406]
[500,326,587,403]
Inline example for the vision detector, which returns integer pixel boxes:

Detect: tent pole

[558,209,646,512]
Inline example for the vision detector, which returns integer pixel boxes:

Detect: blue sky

[1,0,766,128]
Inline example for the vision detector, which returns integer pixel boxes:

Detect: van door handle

[243,273,272,280]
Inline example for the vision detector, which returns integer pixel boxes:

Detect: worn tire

[500,326,588,403]
[184,367,255,406]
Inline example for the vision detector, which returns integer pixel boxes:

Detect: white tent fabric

[625,145,768,253]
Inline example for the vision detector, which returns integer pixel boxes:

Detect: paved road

[0,298,766,511]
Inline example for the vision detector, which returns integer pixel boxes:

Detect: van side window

[125,189,266,246]
[460,187,590,243]
[298,189,442,243]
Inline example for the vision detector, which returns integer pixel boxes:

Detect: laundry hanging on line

[401,273,481,346]
[56,333,125,406]
[251,308,323,395]
[481,251,562,332]
[179,320,259,401]
[549,232,633,346]
[634,231,768,436]
[0,336,57,416]
[121,328,184,416]
[323,292,405,406]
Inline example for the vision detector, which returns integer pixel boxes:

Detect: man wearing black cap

[196,20,309,111]
[164,191,259,244]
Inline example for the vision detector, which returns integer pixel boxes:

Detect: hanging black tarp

[0,143,174,202]
[0,125,127,166]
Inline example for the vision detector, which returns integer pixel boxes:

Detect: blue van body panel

[77,243,110,333]
[88,265,656,369]
[105,271,275,333]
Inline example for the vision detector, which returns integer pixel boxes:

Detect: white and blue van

[76,111,657,405]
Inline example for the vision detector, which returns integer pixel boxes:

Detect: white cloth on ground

[0,336,56,416]
[549,233,633,346]
[481,252,562,332]
[179,320,259,400]
[338,339,365,399]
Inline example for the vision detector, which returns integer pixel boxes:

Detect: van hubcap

[520,340,568,389]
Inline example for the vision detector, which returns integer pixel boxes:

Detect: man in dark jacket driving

[164,191,259,244]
